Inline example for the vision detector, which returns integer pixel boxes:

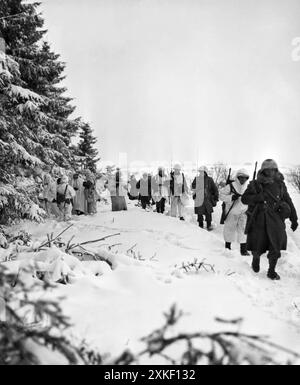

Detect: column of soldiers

[126,159,298,281]
[36,159,298,281]
[35,166,100,221]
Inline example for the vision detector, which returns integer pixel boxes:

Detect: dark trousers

[198,213,212,228]
[156,198,166,214]
[140,196,151,209]
[252,250,281,270]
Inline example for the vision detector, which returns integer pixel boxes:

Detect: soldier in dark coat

[242,159,298,280]
[106,169,128,212]
[191,166,219,230]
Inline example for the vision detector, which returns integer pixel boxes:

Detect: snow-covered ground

[6,186,300,364]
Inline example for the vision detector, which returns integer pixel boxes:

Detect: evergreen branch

[38,224,74,250]
[112,304,300,365]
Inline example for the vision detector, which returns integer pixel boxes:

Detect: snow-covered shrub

[112,305,300,365]
[0,264,102,365]
[289,166,300,193]
[0,179,46,225]
[0,232,7,248]
[210,162,229,188]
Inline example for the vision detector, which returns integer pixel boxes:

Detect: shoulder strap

[252,180,263,194]
[64,185,68,197]
[264,188,279,203]
[280,183,285,200]
[229,182,238,195]
[264,182,285,203]
[182,173,186,193]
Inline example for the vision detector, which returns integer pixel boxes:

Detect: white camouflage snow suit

[219,169,249,244]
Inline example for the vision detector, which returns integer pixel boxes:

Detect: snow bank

[4,191,300,363]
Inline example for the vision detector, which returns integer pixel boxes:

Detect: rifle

[226,168,232,185]
[244,161,259,234]
[220,168,233,225]
[253,161,258,181]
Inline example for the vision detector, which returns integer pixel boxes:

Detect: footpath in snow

[8,194,300,363]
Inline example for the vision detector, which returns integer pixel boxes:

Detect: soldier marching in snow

[71,172,86,215]
[152,167,169,214]
[128,174,139,201]
[105,167,128,212]
[41,166,60,218]
[137,172,152,210]
[56,175,76,221]
[219,169,250,254]
[191,166,218,230]
[169,164,189,221]
[83,170,99,215]
[242,159,298,280]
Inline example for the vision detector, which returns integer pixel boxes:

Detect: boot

[225,242,231,250]
[251,253,260,273]
[267,258,280,280]
[198,215,204,228]
[206,222,213,231]
[179,217,185,221]
[240,243,250,256]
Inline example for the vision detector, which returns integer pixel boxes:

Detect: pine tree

[77,123,100,173]
[0,0,93,223]
[0,1,81,168]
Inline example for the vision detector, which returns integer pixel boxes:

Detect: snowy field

[2,184,300,364]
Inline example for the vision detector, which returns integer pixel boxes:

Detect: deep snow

[6,187,300,364]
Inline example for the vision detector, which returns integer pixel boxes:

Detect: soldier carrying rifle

[219,168,250,255]
[242,159,298,280]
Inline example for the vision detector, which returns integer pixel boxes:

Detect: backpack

[170,172,186,195]
[265,184,291,220]
[56,185,68,204]
[245,181,291,234]
[87,187,96,203]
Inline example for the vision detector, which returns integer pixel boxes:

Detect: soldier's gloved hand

[291,221,298,232]
[232,194,240,201]
[254,192,265,203]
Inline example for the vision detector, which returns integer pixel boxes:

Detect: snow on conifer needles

[0,263,103,365]
[112,304,300,365]
[0,1,99,223]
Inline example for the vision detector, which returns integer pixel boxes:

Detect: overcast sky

[41,0,300,167]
